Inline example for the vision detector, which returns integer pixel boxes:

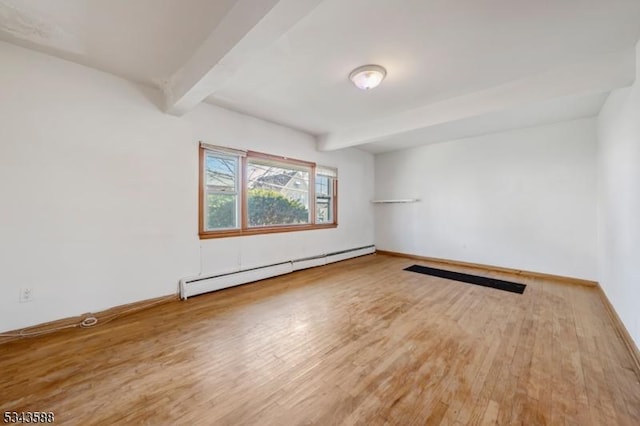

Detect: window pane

[316,198,331,223]
[316,175,334,224]
[206,193,237,230]
[316,175,329,197]
[247,160,310,226]
[206,153,237,191]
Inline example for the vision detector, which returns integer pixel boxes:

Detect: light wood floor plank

[1,254,639,425]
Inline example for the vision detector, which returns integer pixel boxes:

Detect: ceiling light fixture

[349,64,387,90]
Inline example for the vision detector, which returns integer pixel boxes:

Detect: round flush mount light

[349,64,387,90]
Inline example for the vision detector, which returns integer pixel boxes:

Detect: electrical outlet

[19,287,34,303]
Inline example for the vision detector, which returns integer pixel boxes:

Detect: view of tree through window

[205,152,238,230]
[247,160,310,226]
[200,145,337,237]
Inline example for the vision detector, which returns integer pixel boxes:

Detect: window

[247,156,311,227]
[204,151,239,230]
[315,166,337,224]
[199,143,337,238]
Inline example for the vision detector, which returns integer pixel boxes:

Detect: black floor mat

[404,264,526,294]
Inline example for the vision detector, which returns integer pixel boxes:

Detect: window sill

[199,223,337,239]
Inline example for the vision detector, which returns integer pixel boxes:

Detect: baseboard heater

[179,245,375,299]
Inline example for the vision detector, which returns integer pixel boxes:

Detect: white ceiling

[0,0,238,85]
[358,91,610,153]
[1,0,639,153]
[207,0,640,135]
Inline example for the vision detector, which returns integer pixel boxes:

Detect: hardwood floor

[1,254,639,425]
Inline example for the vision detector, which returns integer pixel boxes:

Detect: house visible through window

[247,157,311,227]
[199,143,337,238]
[316,166,337,224]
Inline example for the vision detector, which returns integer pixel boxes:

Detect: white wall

[0,41,374,332]
[182,107,374,275]
[375,118,598,280]
[597,40,640,348]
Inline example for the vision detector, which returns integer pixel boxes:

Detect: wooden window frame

[199,146,338,239]
[315,172,337,225]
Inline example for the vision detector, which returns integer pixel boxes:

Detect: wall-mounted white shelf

[371,199,420,204]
